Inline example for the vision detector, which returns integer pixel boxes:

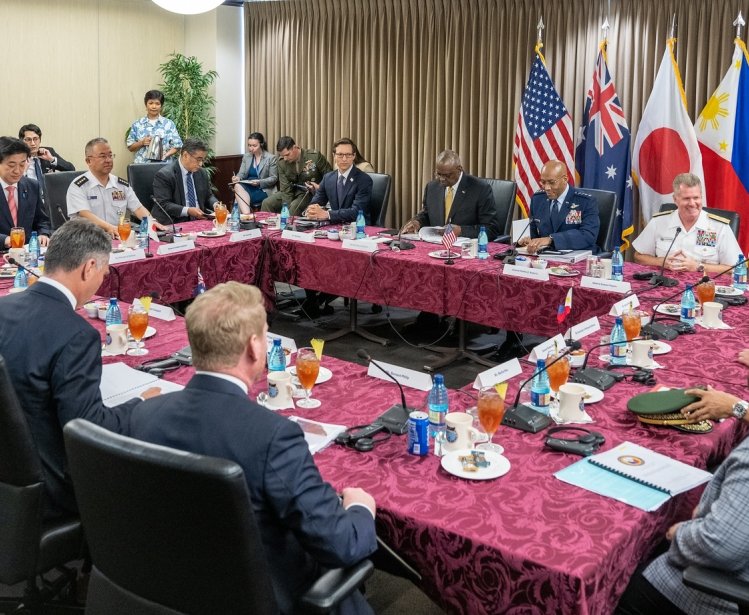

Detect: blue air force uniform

[529,186,600,251]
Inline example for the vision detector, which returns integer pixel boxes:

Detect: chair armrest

[299,559,374,613]
[683,565,749,609]
[493,234,511,244]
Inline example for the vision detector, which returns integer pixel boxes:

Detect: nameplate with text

[281,230,315,243]
[230,229,262,242]
[367,361,432,391]
[267,332,297,355]
[503,264,550,282]
[157,240,195,256]
[473,358,522,389]
[580,276,631,294]
[564,316,601,341]
[609,294,641,316]
[148,303,176,321]
[109,249,146,265]
[527,334,567,362]
[342,239,379,253]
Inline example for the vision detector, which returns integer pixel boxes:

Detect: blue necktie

[186,172,197,207]
[337,174,346,203]
[550,199,562,229]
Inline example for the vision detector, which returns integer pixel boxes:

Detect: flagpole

[601,18,610,57]
[734,11,745,40]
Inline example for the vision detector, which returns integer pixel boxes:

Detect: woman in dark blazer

[232,132,278,212]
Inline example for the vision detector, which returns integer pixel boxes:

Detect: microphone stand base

[501,403,551,433]
[649,275,678,288]
[378,404,416,435]
[640,322,679,341]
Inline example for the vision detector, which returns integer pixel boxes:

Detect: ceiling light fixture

[152,0,225,15]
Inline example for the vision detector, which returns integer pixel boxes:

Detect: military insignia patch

[112,190,126,201]
[565,210,582,225]
[696,230,717,247]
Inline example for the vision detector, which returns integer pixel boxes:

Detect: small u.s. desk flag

[442,224,457,254]
[557,288,573,323]
[194,268,206,296]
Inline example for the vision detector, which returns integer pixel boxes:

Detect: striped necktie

[186,172,197,207]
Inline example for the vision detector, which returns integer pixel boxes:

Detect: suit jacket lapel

[174,164,187,206]
[0,188,13,229]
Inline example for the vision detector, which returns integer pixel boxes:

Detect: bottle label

[428,408,446,426]
[530,391,550,407]
[681,306,696,320]
[610,342,627,358]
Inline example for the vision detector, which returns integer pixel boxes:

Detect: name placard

[230,229,262,242]
[157,240,195,255]
[609,294,641,316]
[564,316,601,341]
[580,276,631,294]
[503,264,550,282]
[366,360,432,391]
[473,358,522,389]
[528,333,567,362]
[267,332,297,355]
[341,239,379,253]
[148,302,176,321]
[281,230,315,243]
[109,249,147,265]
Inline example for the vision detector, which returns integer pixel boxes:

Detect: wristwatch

[696,262,705,273]
[731,400,749,420]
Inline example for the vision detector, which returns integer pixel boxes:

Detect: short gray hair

[44,219,111,274]
[673,173,702,193]
[182,138,209,155]
[436,149,462,168]
[85,137,108,157]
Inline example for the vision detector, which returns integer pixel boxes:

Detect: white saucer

[715,285,743,296]
[288,365,332,384]
[440,448,510,480]
[651,340,672,355]
[654,303,680,316]
[548,267,580,277]
[428,250,461,260]
[198,230,226,238]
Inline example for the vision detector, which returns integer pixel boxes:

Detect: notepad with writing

[100,362,184,407]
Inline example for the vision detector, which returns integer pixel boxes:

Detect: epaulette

[652,210,671,218]
[73,175,89,187]
[117,177,130,187]
[707,212,731,224]
[533,190,546,196]
[574,191,594,200]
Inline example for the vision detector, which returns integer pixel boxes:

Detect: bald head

[539,160,568,199]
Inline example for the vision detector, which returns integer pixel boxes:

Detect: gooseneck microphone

[56,206,69,223]
[640,275,709,339]
[7,257,40,278]
[150,196,179,241]
[357,348,415,434]
[572,336,649,390]
[495,217,536,264]
[650,227,681,287]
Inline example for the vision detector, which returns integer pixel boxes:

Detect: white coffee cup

[515,255,531,268]
[600,258,613,280]
[702,301,723,328]
[444,412,487,452]
[557,383,586,422]
[266,371,294,409]
[631,340,654,368]
[532,258,548,270]
[3,248,26,266]
[105,324,129,355]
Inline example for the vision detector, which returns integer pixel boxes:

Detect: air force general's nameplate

[503,264,550,282]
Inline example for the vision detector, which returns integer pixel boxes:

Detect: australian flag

[575,47,634,251]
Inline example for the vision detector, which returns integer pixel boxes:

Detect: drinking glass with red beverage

[694,279,716,308]
[622,310,642,342]
[214,203,228,231]
[295,347,321,408]
[127,301,149,356]
[9,227,25,249]
[476,387,506,455]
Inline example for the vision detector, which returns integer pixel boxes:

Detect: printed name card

[230,229,262,242]
[157,240,195,255]
[366,361,432,391]
[267,333,297,355]
[503,264,550,282]
[473,358,522,389]
[563,316,601,341]
[148,302,176,321]
[527,334,567,362]
[341,239,379,253]
[609,294,641,316]
[109,249,146,265]
[580,275,631,294]
[281,229,315,243]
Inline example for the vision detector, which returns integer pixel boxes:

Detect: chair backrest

[43,171,84,230]
[367,172,392,227]
[127,162,169,209]
[482,178,517,236]
[63,419,278,615]
[584,188,617,252]
[659,203,741,238]
[0,354,46,585]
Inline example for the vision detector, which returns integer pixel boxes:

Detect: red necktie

[6,186,17,226]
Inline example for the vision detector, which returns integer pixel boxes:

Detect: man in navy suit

[0,136,51,249]
[0,219,160,519]
[305,138,373,224]
[401,149,499,239]
[151,137,218,224]
[128,282,377,614]
[19,124,75,176]
[519,159,600,254]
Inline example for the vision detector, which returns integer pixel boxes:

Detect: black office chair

[482,178,517,243]
[683,565,749,614]
[127,162,169,210]
[0,354,84,614]
[63,419,373,615]
[584,188,617,257]
[43,171,85,230]
[367,172,392,227]
[659,203,741,238]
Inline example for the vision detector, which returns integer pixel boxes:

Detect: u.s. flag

[442,223,457,254]
[194,267,206,297]
[575,45,634,251]
[513,43,575,217]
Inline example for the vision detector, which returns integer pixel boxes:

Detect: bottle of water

[428,374,449,456]
[13,268,27,289]
[680,284,697,326]
[280,203,290,230]
[530,359,551,414]
[609,316,627,366]
[138,217,148,249]
[267,338,286,372]
[477,225,489,259]
[105,298,122,325]
[28,232,40,267]
[356,209,366,239]
[229,203,241,232]
[734,254,747,291]
[611,247,623,281]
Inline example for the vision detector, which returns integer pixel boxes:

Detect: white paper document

[288,416,346,455]
[100,362,183,407]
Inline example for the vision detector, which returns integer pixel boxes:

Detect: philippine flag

[632,38,704,222]
[695,39,749,253]
[557,288,572,324]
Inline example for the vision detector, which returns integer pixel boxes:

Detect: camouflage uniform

[262,148,332,215]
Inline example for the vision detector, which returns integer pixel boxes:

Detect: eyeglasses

[186,151,206,164]
[538,178,564,187]
[334,152,355,159]
[89,154,115,161]
[23,137,40,144]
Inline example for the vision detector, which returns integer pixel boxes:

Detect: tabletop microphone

[649,227,681,287]
[572,337,648,390]
[56,205,69,223]
[6,257,40,278]
[390,228,415,251]
[357,348,415,434]
[494,217,536,263]
[640,275,709,339]
[151,196,178,242]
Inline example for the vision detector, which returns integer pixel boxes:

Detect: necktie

[445,186,454,220]
[337,174,346,203]
[35,158,43,179]
[186,172,197,207]
[550,199,561,229]
[6,186,17,226]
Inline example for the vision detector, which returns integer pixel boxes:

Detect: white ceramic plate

[197,230,226,238]
[575,383,604,404]
[715,285,743,296]
[654,303,681,316]
[288,365,332,384]
[441,448,510,480]
[548,266,579,277]
[428,250,461,260]
[651,340,672,355]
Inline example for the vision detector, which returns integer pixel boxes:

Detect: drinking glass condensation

[9,227,25,249]
[127,303,149,356]
[694,279,716,307]
[295,347,321,409]
[476,387,506,454]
